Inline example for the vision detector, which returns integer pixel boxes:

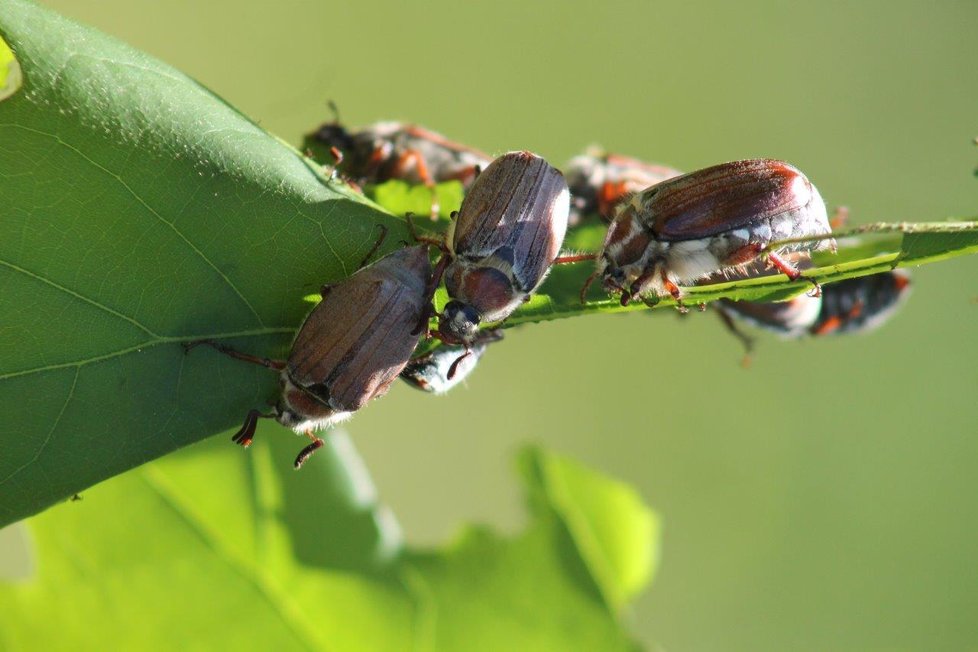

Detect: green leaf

[0,433,414,651]
[0,0,406,525]
[370,179,465,221]
[0,439,656,650]
[518,448,660,613]
[0,33,21,101]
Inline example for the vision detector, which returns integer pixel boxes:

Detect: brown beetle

[589,159,835,306]
[565,147,682,225]
[417,151,570,348]
[809,269,911,336]
[305,119,492,219]
[716,269,911,355]
[187,244,431,468]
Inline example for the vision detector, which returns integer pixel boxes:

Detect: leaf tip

[0,34,23,102]
[516,445,661,611]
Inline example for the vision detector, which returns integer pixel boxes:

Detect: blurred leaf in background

[0,433,659,651]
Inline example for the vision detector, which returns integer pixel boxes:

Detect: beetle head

[601,259,627,295]
[598,206,654,297]
[312,123,356,155]
[438,300,482,345]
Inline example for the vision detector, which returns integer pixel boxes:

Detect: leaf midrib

[0,327,295,380]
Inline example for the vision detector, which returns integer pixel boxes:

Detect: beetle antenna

[358,224,388,268]
[184,339,286,371]
[327,99,341,125]
[579,270,599,304]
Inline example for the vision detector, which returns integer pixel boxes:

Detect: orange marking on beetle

[598,181,632,218]
[812,315,842,335]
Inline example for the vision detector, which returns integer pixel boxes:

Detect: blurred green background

[24,0,978,649]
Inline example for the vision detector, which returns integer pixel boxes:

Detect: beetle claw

[232,409,267,448]
[805,278,822,298]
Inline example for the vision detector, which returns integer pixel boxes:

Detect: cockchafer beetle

[305,117,493,219]
[399,330,503,394]
[809,269,911,336]
[716,269,911,354]
[565,147,683,226]
[412,150,570,358]
[186,240,431,469]
[581,159,836,308]
[716,293,824,355]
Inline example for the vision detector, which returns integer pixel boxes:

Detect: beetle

[809,269,911,336]
[399,330,503,394]
[305,118,493,219]
[416,150,570,349]
[716,269,911,353]
[716,293,824,354]
[186,243,431,469]
[565,147,682,225]
[587,159,836,307]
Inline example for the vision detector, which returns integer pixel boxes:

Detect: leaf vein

[0,123,267,327]
[0,257,160,337]
[0,327,295,380]
[0,366,79,485]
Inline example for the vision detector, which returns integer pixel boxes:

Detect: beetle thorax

[444,257,526,325]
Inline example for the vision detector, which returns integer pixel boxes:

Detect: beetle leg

[405,213,447,248]
[766,251,801,280]
[444,164,482,187]
[391,149,440,220]
[183,340,286,371]
[767,251,821,296]
[391,149,432,185]
[830,205,850,229]
[320,284,333,299]
[358,224,389,269]
[715,306,756,361]
[414,254,450,335]
[294,430,325,470]
[447,347,472,381]
[326,146,344,180]
[553,252,597,264]
[365,145,387,176]
[231,409,276,448]
[626,258,667,306]
[658,268,685,313]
